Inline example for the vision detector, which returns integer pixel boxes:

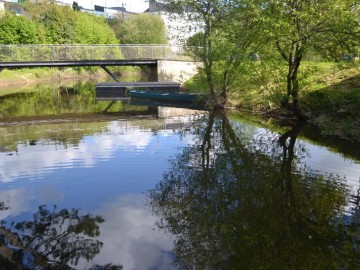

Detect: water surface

[0,83,360,269]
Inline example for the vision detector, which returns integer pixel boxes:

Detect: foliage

[300,63,360,139]
[182,69,209,93]
[184,32,205,60]
[118,13,167,44]
[0,13,39,44]
[107,16,125,41]
[161,0,263,109]
[25,3,118,44]
[72,1,80,12]
[29,3,76,44]
[258,0,360,117]
[177,0,359,113]
[73,12,119,44]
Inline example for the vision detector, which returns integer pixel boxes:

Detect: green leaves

[73,12,118,44]
[160,0,264,108]
[118,13,167,44]
[0,3,119,45]
[0,14,39,44]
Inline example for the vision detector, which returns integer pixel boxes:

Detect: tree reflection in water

[148,111,360,269]
[0,205,123,270]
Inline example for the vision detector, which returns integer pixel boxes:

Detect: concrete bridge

[0,44,200,82]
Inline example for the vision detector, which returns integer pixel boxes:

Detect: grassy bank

[184,60,360,141]
[300,64,360,140]
[247,61,360,140]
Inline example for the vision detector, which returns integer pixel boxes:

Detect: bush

[0,13,39,44]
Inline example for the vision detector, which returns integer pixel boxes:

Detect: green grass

[299,62,360,140]
[227,60,360,140]
[0,68,58,81]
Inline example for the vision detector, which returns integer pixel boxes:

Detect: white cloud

[0,122,153,183]
[0,188,34,221]
[82,194,175,270]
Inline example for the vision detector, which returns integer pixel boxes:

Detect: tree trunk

[281,43,309,120]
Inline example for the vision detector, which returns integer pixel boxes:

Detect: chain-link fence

[0,44,193,62]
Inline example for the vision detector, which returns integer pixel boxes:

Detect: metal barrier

[0,44,192,62]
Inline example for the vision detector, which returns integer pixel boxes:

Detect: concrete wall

[157,60,201,83]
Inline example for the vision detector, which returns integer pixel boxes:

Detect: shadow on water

[300,123,360,160]
[148,110,360,269]
[0,204,123,270]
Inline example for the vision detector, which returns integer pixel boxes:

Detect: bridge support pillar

[0,67,4,74]
[100,66,119,82]
[157,60,201,83]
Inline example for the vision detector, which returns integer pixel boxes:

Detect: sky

[62,0,150,13]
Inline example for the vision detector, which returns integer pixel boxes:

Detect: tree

[27,3,118,44]
[30,3,76,44]
[260,0,359,118]
[118,13,167,44]
[73,12,119,44]
[0,13,39,44]
[72,1,80,12]
[159,0,263,109]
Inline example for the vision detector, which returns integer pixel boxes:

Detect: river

[0,81,360,269]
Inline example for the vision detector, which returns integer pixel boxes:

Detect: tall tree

[261,0,359,118]
[118,13,167,44]
[159,0,263,109]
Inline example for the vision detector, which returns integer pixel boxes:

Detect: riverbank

[1,62,359,141]
[228,61,360,142]
[184,60,360,141]
[301,64,360,141]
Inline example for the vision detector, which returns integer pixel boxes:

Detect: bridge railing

[0,44,193,62]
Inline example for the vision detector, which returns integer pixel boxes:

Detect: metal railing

[0,44,193,62]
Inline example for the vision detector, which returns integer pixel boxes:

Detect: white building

[0,0,23,15]
[147,0,203,47]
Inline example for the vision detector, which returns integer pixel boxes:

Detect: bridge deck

[0,60,157,69]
